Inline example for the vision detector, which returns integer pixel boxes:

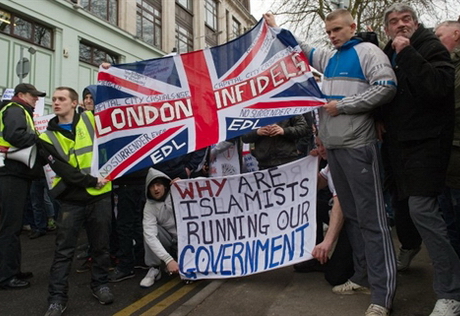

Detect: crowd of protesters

[0,2,460,316]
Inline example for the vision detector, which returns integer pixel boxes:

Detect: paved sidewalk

[174,240,436,316]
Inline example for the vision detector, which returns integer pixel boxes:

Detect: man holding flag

[265,9,397,316]
[40,87,112,316]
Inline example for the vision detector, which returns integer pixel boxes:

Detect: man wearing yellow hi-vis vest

[39,87,113,316]
[0,83,45,291]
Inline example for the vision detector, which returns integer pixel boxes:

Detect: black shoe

[109,255,119,271]
[28,230,46,239]
[44,302,66,316]
[109,269,135,283]
[0,277,30,290]
[16,271,34,279]
[92,286,114,305]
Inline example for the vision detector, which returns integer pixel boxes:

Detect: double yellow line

[114,277,199,316]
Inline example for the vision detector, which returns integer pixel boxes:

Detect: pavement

[173,231,437,316]
[1,229,438,316]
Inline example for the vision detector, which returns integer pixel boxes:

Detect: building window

[136,0,162,48]
[79,41,118,66]
[176,0,192,11]
[175,23,193,53]
[205,0,217,30]
[80,0,118,25]
[175,2,193,53]
[232,17,241,39]
[0,9,53,49]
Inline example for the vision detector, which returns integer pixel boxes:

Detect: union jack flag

[94,19,325,180]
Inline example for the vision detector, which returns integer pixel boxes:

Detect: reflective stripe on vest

[40,112,111,196]
[0,102,36,147]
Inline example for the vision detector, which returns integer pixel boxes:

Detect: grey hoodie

[143,168,177,265]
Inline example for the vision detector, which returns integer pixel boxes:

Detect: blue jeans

[48,195,112,304]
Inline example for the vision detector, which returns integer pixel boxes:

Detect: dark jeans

[30,178,48,233]
[114,185,145,272]
[0,175,31,284]
[48,196,112,304]
[439,188,460,258]
[393,197,422,250]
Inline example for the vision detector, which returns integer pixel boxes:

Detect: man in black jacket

[380,4,460,316]
[0,83,44,289]
[241,116,309,170]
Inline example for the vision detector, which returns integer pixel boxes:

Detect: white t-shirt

[319,164,336,196]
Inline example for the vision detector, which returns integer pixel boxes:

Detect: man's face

[149,182,166,200]
[435,25,459,53]
[19,92,39,107]
[52,90,77,118]
[83,94,94,111]
[325,16,356,49]
[385,11,418,40]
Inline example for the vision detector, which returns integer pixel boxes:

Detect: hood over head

[145,168,172,201]
[82,85,98,102]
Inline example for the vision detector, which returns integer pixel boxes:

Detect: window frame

[80,0,119,26]
[0,8,54,50]
[176,0,193,12]
[79,40,119,66]
[175,21,193,53]
[136,0,162,49]
[204,0,217,31]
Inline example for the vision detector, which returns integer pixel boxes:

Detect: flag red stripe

[105,126,183,180]
[181,52,219,150]
[222,22,268,82]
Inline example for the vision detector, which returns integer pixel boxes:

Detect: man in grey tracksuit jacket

[265,9,397,315]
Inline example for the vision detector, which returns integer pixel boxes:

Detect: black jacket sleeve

[39,138,98,188]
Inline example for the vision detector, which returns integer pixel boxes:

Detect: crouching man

[39,87,112,316]
[140,168,179,287]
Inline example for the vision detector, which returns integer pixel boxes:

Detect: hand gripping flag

[94,19,326,180]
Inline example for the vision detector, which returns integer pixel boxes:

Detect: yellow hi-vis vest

[39,111,111,196]
[0,102,36,148]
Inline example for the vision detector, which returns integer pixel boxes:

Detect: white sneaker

[429,299,460,316]
[397,246,421,271]
[365,304,390,316]
[140,267,161,288]
[332,279,371,295]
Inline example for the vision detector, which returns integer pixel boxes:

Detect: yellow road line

[140,281,199,316]
[113,277,182,316]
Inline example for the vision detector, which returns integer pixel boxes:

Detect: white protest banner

[33,97,46,118]
[1,88,14,101]
[171,155,318,280]
[34,114,56,188]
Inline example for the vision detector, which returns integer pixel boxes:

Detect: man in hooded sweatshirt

[140,168,179,287]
